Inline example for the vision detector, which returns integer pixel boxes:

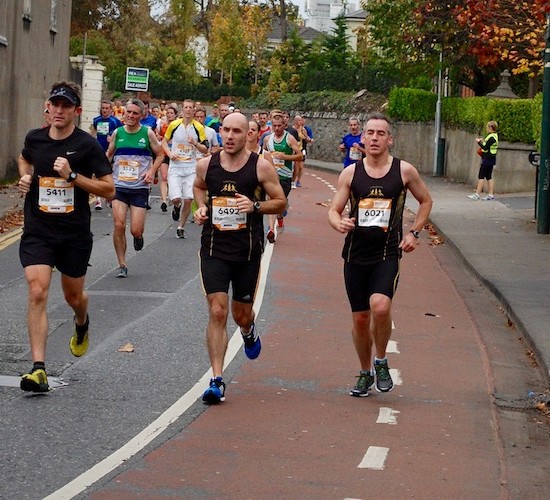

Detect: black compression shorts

[200,255,261,303]
[344,259,400,312]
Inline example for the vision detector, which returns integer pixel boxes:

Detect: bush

[388,87,540,144]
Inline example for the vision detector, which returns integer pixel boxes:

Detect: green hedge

[387,87,541,144]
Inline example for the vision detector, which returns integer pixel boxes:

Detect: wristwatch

[253,201,261,213]
[67,171,77,182]
[410,229,420,239]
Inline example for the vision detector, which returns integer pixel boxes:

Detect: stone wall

[301,112,536,193]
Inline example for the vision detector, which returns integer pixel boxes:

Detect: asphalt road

[0,171,548,499]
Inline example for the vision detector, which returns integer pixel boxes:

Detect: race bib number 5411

[38,177,74,214]
[357,198,392,231]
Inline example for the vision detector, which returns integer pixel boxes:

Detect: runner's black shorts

[279,177,292,197]
[344,259,400,312]
[19,232,93,278]
[200,255,261,303]
[478,162,494,180]
[114,187,149,208]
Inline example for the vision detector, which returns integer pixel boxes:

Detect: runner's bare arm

[105,129,117,161]
[144,129,165,182]
[399,161,433,253]
[253,157,286,214]
[193,157,210,225]
[328,166,356,233]
[17,154,33,194]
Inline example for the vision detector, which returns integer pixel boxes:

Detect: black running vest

[342,157,406,264]
[201,152,265,261]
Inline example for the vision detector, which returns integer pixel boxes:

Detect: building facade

[0,0,73,181]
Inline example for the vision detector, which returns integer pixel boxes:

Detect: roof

[343,9,367,20]
[267,17,324,43]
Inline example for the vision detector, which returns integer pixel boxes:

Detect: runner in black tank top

[194,113,286,404]
[328,112,433,398]
[343,157,406,265]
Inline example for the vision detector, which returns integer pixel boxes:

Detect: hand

[194,206,209,225]
[235,193,253,213]
[53,156,71,180]
[143,168,155,184]
[399,232,418,253]
[337,217,355,234]
[18,174,32,194]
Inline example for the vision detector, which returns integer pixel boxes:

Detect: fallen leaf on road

[316,201,329,207]
[118,342,135,353]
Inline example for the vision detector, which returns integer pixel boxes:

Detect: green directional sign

[125,67,149,92]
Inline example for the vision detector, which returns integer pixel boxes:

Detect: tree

[455,0,548,96]
[242,4,273,84]
[208,0,248,85]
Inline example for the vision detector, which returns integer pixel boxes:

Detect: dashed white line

[376,407,400,425]
[357,446,390,470]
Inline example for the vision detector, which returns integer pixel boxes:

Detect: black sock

[33,361,45,372]
[75,315,89,336]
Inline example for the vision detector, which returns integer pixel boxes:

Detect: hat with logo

[49,86,81,106]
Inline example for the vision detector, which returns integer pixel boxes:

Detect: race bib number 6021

[357,198,392,231]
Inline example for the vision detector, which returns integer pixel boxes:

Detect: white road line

[386,340,399,354]
[357,446,390,470]
[376,407,400,425]
[43,241,276,500]
[390,368,402,386]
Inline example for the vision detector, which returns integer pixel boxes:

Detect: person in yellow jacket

[468,121,499,201]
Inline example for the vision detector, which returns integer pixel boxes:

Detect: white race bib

[96,122,110,135]
[357,198,392,231]
[349,146,362,160]
[118,159,140,181]
[38,177,75,214]
[212,197,246,231]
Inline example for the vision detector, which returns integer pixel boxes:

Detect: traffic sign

[125,67,149,92]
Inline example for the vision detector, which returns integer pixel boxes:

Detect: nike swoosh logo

[66,151,77,155]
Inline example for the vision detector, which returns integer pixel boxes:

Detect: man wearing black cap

[17,80,115,393]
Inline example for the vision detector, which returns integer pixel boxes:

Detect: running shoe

[291,181,296,189]
[467,193,480,200]
[20,368,49,393]
[160,202,168,212]
[296,181,301,188]
[277,217,284,233]
[350,371,375,397]
[266,229,275,243]
[116,266,128,278]
[482,195,495,201]
[94,200,103,211]
[133,236,144,251]
[69,315,89,357]
[176,227,186,239]
[242,323,261,359]
[202,376,226,404]
[172,205,181,221]
[374,359,394,392]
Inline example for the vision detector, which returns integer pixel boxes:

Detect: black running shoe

[133,236,144,251]
[172,205,181,221]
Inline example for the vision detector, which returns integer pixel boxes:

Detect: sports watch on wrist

[253,201,261,213]
[410,229,420,239]
[67,171,77,182]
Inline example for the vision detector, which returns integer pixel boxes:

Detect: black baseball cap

[49,86,81,106]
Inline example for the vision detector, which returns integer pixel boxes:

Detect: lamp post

[537,13,550,234]
[433,50,444,176]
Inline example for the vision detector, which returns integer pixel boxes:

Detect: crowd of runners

[16,81,432,404]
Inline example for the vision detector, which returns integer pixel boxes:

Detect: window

[50,0,58,34]
[23,0,32,22]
